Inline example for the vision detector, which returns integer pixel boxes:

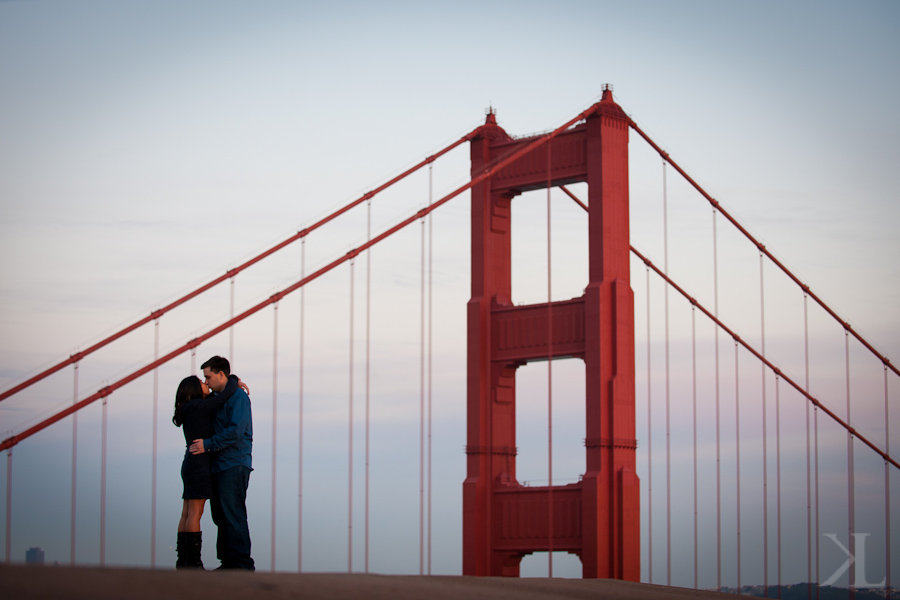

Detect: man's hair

[201,355,231,377]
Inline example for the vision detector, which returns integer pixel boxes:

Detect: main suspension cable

[630,245,898,471]
[629,120,899,380]
[0,130,478,405]
[1,104,598,454]
[557,187,900,472]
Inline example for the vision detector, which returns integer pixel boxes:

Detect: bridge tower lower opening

[463,89,640,580]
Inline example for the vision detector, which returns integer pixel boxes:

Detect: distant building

[25,547,44,565]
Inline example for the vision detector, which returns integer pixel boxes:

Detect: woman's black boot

[186,531,205,569]
[175,532,188,569]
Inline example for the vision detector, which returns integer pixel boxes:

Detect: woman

[172,373,244,569]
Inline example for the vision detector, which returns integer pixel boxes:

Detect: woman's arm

[204,374,241,412]
[192,393,250,454]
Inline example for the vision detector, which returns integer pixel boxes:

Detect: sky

[1,0,899,588]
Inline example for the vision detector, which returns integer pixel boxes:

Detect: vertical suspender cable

[692,305,698,589]
[845,331,855,592]
[647,265,653,583]
[884,365,891,597]
[815,412,820,600]
[663,159,671,587]
[760,251,768,594]
[272,302,279,571]
[191,349,196,377]
[151,320,159,568]
[776,375,782,597]
[713,207,722,591]
[806,291,821,599]
[736,341,741,592]
[348,259,355,573]
[419,212,426,576]
[427,164,434,576]
[298,239,305,573]
[100,395,108,566]
[5,448,11,563]
[230,277,235,363]
[547,142,554,578]
[814,317,820,599]
[365,198,372,574]
[71,362,79,565]
[805,292,812,600]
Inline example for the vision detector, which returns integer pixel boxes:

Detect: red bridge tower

[463,88,640,579]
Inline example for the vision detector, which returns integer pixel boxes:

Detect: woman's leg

[184,498,206,532]
[178,500,189,533]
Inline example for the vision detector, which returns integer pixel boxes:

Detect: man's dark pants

[210,466,254,570]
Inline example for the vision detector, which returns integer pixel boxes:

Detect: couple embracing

[172,355,255,571]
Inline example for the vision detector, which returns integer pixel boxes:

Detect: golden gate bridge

[0,87,895,594]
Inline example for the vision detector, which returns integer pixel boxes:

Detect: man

[189,355,255,571]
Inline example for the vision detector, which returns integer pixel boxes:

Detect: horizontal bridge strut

[492,298,585,362]
[493,483,583,554]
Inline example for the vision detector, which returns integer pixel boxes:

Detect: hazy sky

[1,0,898,586]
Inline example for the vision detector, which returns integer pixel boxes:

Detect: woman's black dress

[180,376,238,499]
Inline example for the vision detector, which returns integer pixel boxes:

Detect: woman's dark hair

[172,375,204,427]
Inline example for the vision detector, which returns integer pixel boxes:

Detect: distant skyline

[1,0,898,586]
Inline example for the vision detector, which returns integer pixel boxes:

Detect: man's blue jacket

[203,387,253,473]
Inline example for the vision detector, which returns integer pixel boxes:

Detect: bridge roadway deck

[0,564,735,599]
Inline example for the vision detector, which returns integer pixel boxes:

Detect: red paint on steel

[545,139,554,578]
[463,89,640,580]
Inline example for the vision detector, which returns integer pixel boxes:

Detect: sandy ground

[0,564,737,599]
